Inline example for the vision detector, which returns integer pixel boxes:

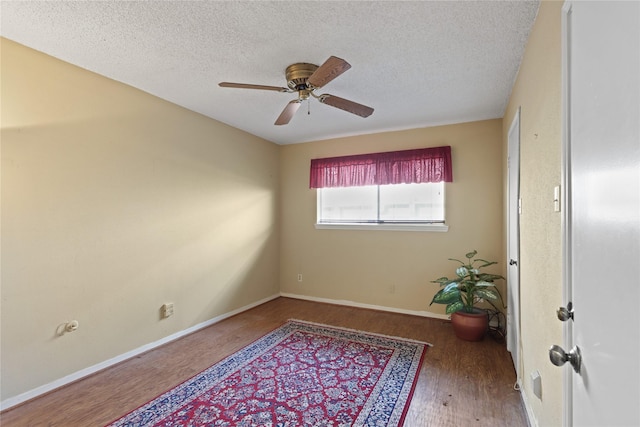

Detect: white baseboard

[279,292,450,321]
[0,294,280,411]
[519,384,538,427]
[2,293,447,411]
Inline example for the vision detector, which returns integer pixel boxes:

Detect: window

[310,146,452,231]
[317,182,445,224]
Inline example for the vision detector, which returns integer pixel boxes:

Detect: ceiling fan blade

[275,100,302,125]
[307,56,351,88]
[318,94,374,118]
[219,82,290,92]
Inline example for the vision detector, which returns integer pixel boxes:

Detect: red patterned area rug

[106,319,430,427]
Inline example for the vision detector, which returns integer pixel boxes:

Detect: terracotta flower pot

[451,310,488,341]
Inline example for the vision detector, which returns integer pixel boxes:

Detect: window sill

[314,223,449,232]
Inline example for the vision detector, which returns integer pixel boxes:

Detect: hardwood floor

[0,297,528,426]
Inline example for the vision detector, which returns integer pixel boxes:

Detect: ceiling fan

[219,56,374,125]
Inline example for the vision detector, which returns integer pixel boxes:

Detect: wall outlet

[297,273,303,282]
[531,370,542,399]
[161,303,174,318]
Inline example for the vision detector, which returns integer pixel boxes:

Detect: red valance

[309,146,453,188]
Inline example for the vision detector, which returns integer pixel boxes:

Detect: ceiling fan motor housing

[286,63,318,91]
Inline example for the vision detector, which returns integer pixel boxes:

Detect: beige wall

[0,38,280,401]
[279,120,505,315]
[1,3,564,421]
[503,1,563,425]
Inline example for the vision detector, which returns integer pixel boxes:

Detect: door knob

[549,344,582,373]
[557,302,574,321]
[509,259,518,266]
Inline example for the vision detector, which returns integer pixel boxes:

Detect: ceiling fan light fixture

[298,89,311,101]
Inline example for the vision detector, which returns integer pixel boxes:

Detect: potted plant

[430,250,504,341]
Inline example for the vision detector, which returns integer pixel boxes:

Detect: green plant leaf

[478,273,505,281]
[456,266,469,277]
[430,286,461,305]
[442,282,459,292]
[465,250,478,259]
[448,258,465,265]
[476,259,497,268]
[431,276,452,285]
[475,281,496,287]
[475,288,499,300]
[446,301,465,314]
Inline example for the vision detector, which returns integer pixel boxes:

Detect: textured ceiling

[1,1,539,145]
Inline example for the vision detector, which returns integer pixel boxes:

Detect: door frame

[506,106,521,385]
[561,2,573,425]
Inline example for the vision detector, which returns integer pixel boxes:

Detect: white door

[561,1,640,426]
[507,108,521,385]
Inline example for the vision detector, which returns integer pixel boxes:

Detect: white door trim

[561,2,573,425]
[507,106,521,386]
